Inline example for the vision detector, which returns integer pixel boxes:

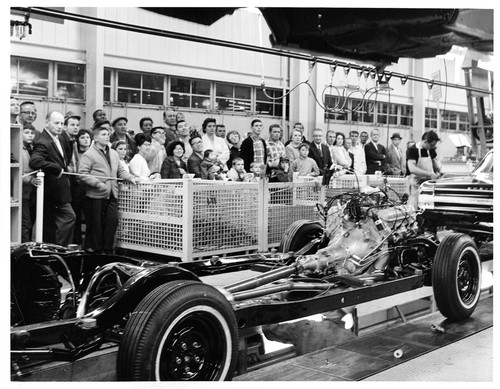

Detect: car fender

[85,264,200,328]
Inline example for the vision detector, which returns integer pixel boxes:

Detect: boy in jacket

[78,124,139,253]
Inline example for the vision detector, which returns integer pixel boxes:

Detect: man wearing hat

[385,132,405,176]
[110,116,137,160]
[406,130,443,209]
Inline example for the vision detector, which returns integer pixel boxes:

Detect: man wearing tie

[385,133,406,176]
[308,128,332,175]
[364,128,386,174]
[30,111,75,246]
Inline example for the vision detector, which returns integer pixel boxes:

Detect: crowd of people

[11,96,442,253]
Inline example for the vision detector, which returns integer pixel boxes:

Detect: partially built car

[11,179,487,381]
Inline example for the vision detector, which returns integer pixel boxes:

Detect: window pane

[118,71,141,88]
[170,93,190,107]
[19,59,49,80]
[56,83,85,99]
[325,96,346,120]
[142,91,163,105]
[171,78,190,93]
[256,88,271,102]
[216,83,233,97]
[11,78,17,94]
[118,88,140,103]
[256,102,272,115]
[233,99,251,112]
[18,80,48,96]
[104,87,110,102]
[143,74,164,90]
[191,95,211,109]
[235,85,251,99]
[216,98,233,110]
[57,63,85,83]
[104,68,111,85]
[192,80,210,95]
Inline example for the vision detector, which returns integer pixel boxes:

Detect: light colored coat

[78,143,135,199]
[386,143,406,176]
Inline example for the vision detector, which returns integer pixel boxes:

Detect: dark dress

[160,156,187,178]
[227,145,240,169]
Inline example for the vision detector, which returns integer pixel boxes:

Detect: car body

[11,187,486,381]
[419,150,493,241]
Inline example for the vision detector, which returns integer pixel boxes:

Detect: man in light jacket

[78,124,139,253]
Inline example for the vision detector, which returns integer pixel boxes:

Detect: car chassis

[11,187,485,381]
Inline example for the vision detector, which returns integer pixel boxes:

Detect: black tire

[278,219,323,254]
[117,280,238,381]
[432,233,482,321]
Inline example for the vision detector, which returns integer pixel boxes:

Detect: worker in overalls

[406,130,443,210]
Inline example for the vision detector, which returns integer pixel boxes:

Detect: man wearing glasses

[19,101,38,132]
[144,126,168,174]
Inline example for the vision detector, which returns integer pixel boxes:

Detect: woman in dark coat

[161,140,187,178]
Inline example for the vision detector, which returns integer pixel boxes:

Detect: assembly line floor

[235,294,493,381]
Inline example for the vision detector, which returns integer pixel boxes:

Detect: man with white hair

[30,111,75,246]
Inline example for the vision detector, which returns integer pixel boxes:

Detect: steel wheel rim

[155,306,230,380]
[457,248,480,306]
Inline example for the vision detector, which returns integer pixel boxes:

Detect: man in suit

[308,128,332,175]
[187,134,205,178]
[30,111,75,246]
[365,128,386,174]
[385,132,406,176]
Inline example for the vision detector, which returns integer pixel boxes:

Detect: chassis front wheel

[117,281,238,381]
[432,233,482,321]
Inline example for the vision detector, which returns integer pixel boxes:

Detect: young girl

[112,140,130,173]
[21,126,41,242]
[227,157,249,182]
[290,143,320,177]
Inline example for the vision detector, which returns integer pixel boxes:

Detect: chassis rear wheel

[279,220,324,254]
[432,233,482,321]
[117,281,238,381]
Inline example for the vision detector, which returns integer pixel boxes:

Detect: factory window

[425,108,467,131]
[425,108,438,129]
[441,110,458,131]
[170,77,211,109]
[104,68,111,102]
[103,68,288,118]
[56,63,85,100]
[215,83,251,112]
[400,105,413,126]
[256,87,286,117]
[376,102,398,125]
[117,70,164,105]
[458,112,469,131]
[350,99,373,123]
[11,57,86,100]
[11,57,49,97]
[324,96,347,121]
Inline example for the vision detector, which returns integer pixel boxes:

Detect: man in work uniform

[406,130,443,209]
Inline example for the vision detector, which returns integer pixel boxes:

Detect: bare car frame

[11,180,486,381]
